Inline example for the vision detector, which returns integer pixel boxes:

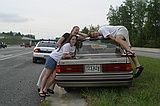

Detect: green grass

[0,34,30,44]
[37,100,52,106]
[81,56,160,106]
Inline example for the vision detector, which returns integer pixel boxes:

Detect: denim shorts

[45,56,57,71]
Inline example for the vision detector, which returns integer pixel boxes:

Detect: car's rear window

[37,42,57,47]
[77,40,116,54]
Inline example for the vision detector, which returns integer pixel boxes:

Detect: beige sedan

[55,39,133,92]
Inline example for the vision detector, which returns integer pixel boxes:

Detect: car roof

[38,40,56,43]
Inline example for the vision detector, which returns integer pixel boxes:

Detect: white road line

[0,55,13,58]
[0,51,33,61]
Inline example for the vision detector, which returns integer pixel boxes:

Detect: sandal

[134,66,144,78]
[121,51,135,57]
[39,92,46,97]
[38,88,54,94]
[43,91,50,97]
[47,89,54,94]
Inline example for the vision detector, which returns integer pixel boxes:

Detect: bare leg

[115,35,132,52]
[131,55,141,67]
[37,68,54,90]
[37,68,46,88]
[120,45,141,68]
[39,68,53,93]
[43,70,56,92]
[116,35,144,78]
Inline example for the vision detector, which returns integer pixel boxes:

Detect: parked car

[0,42,7,48]
[55,38,133,92]
[33,40,57,63]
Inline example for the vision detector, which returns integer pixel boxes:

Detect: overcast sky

[0,0,124,39]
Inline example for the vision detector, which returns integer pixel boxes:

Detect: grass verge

[81,56,160,106]
[0,34,30,44]
[37,100,52,106]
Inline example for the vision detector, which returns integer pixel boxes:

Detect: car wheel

[33,57,37,63]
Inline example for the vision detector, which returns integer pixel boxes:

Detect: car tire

[33,57,37,63]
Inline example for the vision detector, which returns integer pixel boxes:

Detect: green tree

[107,6,120,25]
[107,0,134,39]
[132,0,147,46]
[81,26,89,34]
[144,0,160,47]
[9,31,13,36]
[16,32,22,36]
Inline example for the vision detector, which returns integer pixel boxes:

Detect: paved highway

[0,46,44,106]
[0,46,86,106]
[132,47,160,59]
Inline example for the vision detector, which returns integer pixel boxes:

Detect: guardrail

[132,47,160,53]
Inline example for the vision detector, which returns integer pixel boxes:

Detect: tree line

[81,0,160,48]
[1,31,35,39]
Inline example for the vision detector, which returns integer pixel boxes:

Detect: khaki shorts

[116,27,131,47]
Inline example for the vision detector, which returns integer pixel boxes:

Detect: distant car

[0,42,7,48]
[55,38,133,92]
[20,43,25,47]
[33,41,57,63]
[25,43,31,47]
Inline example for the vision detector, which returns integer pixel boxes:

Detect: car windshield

[37,42,57,47]
[77,39,117,54]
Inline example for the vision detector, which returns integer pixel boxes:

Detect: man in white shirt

[88,25,143,78]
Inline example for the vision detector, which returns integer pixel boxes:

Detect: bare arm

[69,52,74,56]
[62,53,72,59]
[77,32,88,39]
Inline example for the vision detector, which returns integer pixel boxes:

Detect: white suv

[33,41,57,63]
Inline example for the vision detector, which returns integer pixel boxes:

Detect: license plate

[85,65,101,72]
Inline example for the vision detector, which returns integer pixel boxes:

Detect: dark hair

[61,26,79,45]
[70,26,79,35]
[57,35,77,52]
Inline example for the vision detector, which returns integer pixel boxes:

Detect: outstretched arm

[62,53,72,59]
[77,32,88,39]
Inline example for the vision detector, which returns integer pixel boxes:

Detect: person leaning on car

[56,25,88,46]
[88,25,144,78]
[38,35,78,97]
[36,26,88,94]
